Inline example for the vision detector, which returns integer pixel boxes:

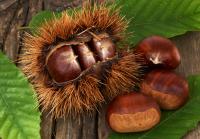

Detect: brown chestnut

[136,36,181,69]
[74,43,96,70]
[46,45,82,83]
[141,70,189,110]
[46,32,117,84]
[91,33,116,61]
[106,93,161,133]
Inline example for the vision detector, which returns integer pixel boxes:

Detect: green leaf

[29,10,62,34]
[109,75,200,139]
[0,52,41,139]
[29,11,54,29]
[116,0,200,46]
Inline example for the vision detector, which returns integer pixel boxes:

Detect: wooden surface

[0,0,200,139]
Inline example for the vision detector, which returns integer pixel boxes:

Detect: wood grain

[0,0,200,139]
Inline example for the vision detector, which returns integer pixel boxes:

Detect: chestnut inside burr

[46,32,116,84]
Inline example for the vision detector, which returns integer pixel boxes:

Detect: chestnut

[140,69,189,110]
[91,33,116,61]
[74,43,96,70]
[136,36,181,69]
[45,32,117,84]
[46,45,82,83]
[106,93,161,133]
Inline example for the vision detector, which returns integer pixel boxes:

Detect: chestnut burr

[20,3,142,118]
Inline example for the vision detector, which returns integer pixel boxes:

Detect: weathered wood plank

[0,0,17,12]
[98,105,111,139]
[82,113,98,139]
[40,110,55,139]
[3,0,29,61]
[173,32,200,76]
[55,117,82,139]
[0,0,18,58]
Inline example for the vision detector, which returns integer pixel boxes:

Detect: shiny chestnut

[46,33,116,84]
[136,36,181,69]
[91,33,116,61]
[46,45,82,83]
[141,69,189,110]
[106,93,161,133]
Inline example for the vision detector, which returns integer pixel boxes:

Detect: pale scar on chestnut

[109,108,160,133]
